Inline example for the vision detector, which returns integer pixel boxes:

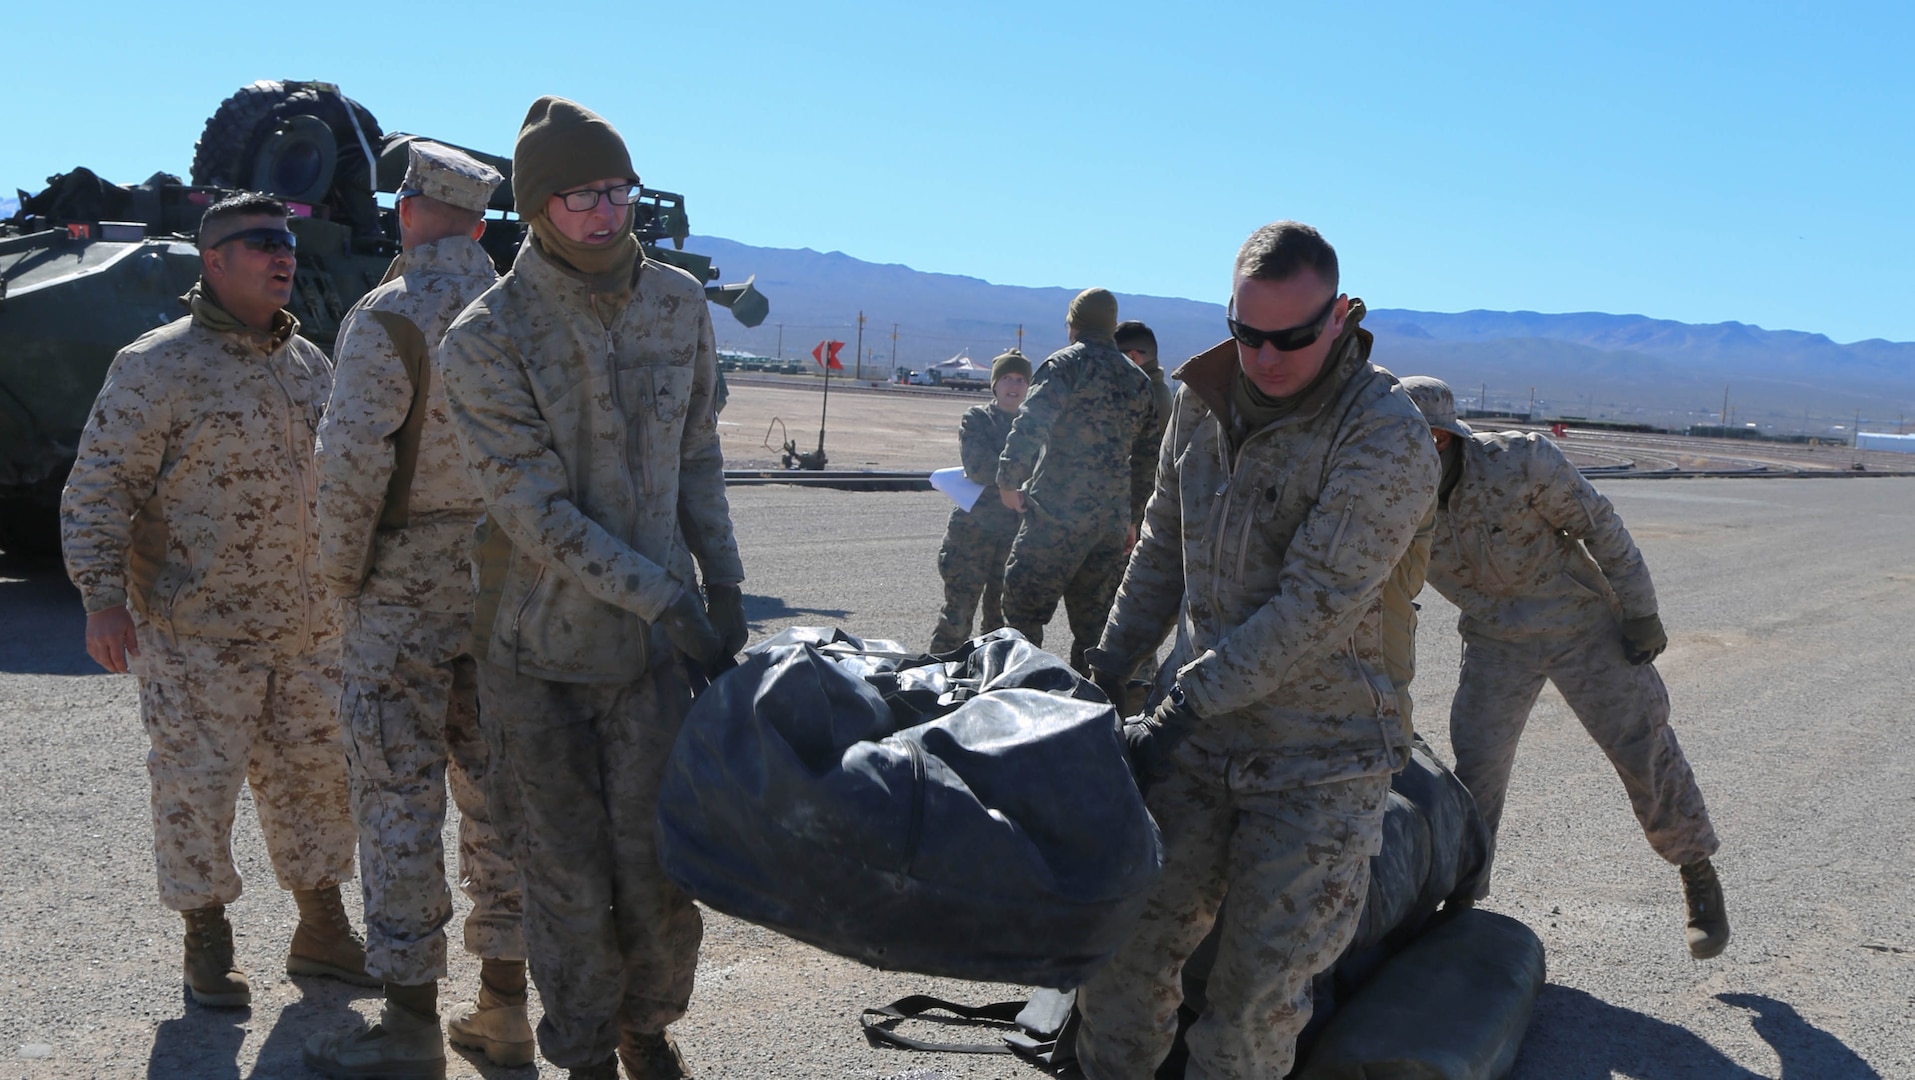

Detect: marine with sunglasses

[440,97,742,1080]
[1075,221,1439,1080]
[303,142,531,1079]
[60,194,372,1010]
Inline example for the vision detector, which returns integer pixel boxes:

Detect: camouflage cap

[397,140,502,213]
[1400,376,1473,437]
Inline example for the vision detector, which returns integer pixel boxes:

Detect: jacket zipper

[594,293,657,671]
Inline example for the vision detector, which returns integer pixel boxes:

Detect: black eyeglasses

[217,227,298,255]
[1226,292,1338,353]
[554,184,642,212]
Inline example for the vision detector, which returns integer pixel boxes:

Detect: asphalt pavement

[1,477,1910,1077]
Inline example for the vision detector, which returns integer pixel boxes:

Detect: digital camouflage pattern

[314,234,522,984]
[337,608,523,983]
[1448,615,1719,893]
[1424,430,1657,640]
[996,338,1158,664]
[1081,309,1437,1078]
[441,239,742,682]
[313,235,499,611]
[61,303,336,649]
[475,659,701,1068]
[1076,759,1390,1080]
[1380,500,1437,729]
[1097,309,1440,767]
[929,401,1019,653]
[1424,429,1716,890]
[132,624,354,911]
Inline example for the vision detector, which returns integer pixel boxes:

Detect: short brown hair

[1113,320,1157,353]
[1234,221,1338,291]
[198,193,288,250]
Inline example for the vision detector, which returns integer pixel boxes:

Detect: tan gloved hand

[1622,613,1667,665]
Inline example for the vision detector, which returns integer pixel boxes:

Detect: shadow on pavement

[1513,985,1763,1078]
[147,990,247,1079]
[0,550,93,676]
[250,976,382,1077]
[1717,993,1883,1079]
[743,592,852,627]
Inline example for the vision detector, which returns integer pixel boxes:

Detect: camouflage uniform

[996,339,1157,670]
[928,401,1019,653]
[1076,306,1441,1079]
[61,293,353,911]
[1424,428,1718,891]
[1380,500,1437,729]
[441,236,739,1067]
[312,227,523,985]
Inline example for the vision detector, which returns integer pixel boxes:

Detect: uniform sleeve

[441,317,683,622]
[1394,497,1436,603]
[1531,439,1658,617]
[676,302,745,586]
[1128,389,1166,525]
[1178,410,1442,717]
[1098,387,1196,674]
[958,408,1001,488]
[996,355,1075,492]
[311,307,411,597]
[60,349,171,614]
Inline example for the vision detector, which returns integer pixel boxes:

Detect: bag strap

[859,995,1025,1055]
[365,309,432,530]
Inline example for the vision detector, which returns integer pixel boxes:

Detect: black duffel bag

[655,627,1165,988]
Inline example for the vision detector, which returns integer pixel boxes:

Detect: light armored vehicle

[0,79,767,552]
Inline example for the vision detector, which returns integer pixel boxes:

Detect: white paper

[929,467,985,512]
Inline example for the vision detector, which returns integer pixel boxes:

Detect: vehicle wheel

[190,80,385,236]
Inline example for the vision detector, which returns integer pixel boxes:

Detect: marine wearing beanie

[511,96,636,216]
[991,349,1033,386]
[1067,288,1119,342]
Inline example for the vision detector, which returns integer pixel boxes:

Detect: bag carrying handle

[859,994,1025,1055]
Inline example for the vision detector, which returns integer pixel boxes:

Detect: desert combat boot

[1682,857,1730,959]
[446,983,535,1067]
[619,1029,693,1079]
[182,905,250,1007]
[288,884,380,986]
[303,999,447,1080]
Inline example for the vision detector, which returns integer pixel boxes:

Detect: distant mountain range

[694,236,1915,435]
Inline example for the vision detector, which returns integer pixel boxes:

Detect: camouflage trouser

[476,657,701,1068]
[1001,509,1128,671]
[1076,750,1390,1080]
[1450,613,1718,896]
[132,626,355,911]
[928,501,1018,654]
[336,605,523,985]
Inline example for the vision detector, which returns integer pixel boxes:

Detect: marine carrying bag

[655,627,1165,988]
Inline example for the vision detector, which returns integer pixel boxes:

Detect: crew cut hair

[1114,320,1157,352]
[198,193,289,249]
[1234,221,1339,292]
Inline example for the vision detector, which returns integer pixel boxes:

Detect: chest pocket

[650,364,693,426]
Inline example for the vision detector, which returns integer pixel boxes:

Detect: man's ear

[470,218,487,242]
[200,246,222,281]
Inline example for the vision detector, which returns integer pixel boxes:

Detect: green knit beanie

[991,349,1033,385]
[1067,287,1119,342]
[512,96,637,216]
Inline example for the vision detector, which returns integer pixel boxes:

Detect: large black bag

[655,627,1164,988]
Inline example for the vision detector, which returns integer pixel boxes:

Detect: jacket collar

[514,233,646,314]
[1173,298,1374,433]
[381,234,499,286]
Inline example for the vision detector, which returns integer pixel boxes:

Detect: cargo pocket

[337,680,395,786]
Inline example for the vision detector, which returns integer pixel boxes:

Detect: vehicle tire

[190,80,385,236]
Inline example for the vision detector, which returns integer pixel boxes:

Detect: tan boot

[287,885,381,987]
[618,1030,692,1079]
[446,985,535,1067]
[302,999,447,1079]
[181,905,250,1008]
[1681,858,1730,959]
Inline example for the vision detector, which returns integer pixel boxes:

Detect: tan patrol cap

[1400,376,1474,438]
[397,140,502,213]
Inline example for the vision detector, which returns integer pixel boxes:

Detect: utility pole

[855,311,865,381]
[1528,386,1535,419]
[1720,384,1729,428]
[775,323,783,358]
[891,322,899,374]
[1016,323,1024,354]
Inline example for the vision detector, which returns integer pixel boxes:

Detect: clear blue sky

[5,1,1908,343]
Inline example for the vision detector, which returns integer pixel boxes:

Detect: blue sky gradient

[5,1,1908,342]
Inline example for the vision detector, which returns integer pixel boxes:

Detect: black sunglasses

[217,227,298,255]
[1227,292,1338,352]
